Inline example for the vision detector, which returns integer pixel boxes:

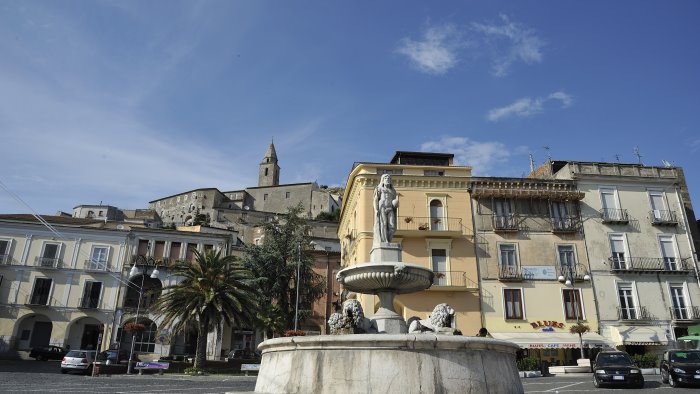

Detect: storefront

[491,332,614,366]
[606,325,669,357]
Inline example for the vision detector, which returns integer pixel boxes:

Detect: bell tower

[258,142,280,187]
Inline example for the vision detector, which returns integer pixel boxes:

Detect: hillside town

[1,144,698,376]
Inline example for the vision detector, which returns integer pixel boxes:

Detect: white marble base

[254,334,523,394]
[370,243,401,263]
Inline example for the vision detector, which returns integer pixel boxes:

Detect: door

[600,189,620,220]
[430,200,444,231]
[609,236,628,270]
[649,192,666,221]
[29,322,52,348]
[80,325,101,350]
[670,285,688,319]
[494,199,514,228]
[659,236,677,270]
[431,249,447,285]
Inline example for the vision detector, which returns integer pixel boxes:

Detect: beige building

[537,161,700,357]
[0,215,128,356]
[469,178,610,366]
[338,152,480,335]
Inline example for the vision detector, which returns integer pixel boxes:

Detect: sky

[1,0,699,215]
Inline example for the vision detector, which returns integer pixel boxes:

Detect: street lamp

[294,242,302,332]
[558,262,590,360]
[126,263,159,375]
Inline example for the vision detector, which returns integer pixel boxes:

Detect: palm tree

[152,249,258,369]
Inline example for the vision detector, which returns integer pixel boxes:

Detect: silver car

[60,350,97,374]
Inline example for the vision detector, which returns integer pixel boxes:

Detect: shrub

[283,330,306,337]
[517,357,540,371]
[632,353,658,368]
[184,367,217,375]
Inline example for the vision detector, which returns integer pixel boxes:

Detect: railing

[130,255,170,267]
[600,208,629,223]
[650,210,678,226]
[550,216,581,232]
[85,259,109,271]
[25,294,52,306]
[618,306,653,321]
[492,214,519,232]
[498,265,523,281]
[432,271,475,287]
[608,256,690,272]
[669,306,700,321]
[557,263,589,281]
[397,216,463,232]
[0,254,11,265]
[35,256,61,268]
[78,297,101,309]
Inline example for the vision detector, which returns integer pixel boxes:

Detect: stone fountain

[254,174,524,394]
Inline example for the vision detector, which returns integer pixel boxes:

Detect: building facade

[338,152,481,335]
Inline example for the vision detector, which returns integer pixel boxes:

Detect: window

[264,168,269,176]
[87,210,95,218]
[504,289,524,319]
[600,187,627,221]
[499,244,518,273]
[429,200,444,230]
[670,284,688,319]
[558,245,576,271]
[609,235,628,270]
[38,243,61,268]
[431,249,447,285]
[153,241,165,260]
[562,289,583,320]
[98,210,104,217]
[493,198,516,229]
[618,283,637,319]
[29,278,52,305]
[124,321,157,353]
[285,192,290,199]
[551,201,572,230]
[264,194,269,201]
[169,242,182,260]
[88,246,109,270]
[186,244,197,262]
[80,281,102,308]
[648,191,667,221]
[377,168,403,175]
[424,170,444,176]
[659,235,678,270]
[137,240,149,256]
[0,239,10,264]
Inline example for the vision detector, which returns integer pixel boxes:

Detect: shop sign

[528,343,577,349]
[530,320,565,329]
[521,266,557,280]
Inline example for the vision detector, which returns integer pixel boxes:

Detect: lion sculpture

[328,299,377,334]
[408,303,457,334]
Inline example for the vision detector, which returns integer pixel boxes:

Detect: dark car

[661,350,700,387]
[97,349,133,365]
[29,345,67,361]
[592,351,644,388]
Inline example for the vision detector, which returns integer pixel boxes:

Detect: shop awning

[610,326,668,346]
[491,332,615,349]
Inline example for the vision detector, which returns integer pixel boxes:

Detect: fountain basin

[254,334,523,394]
[336,262,434,294]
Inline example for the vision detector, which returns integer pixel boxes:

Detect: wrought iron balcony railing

[25,294,53,306]
[609,256,690,272]
[498,265,523,281]
[130,255,170,267]
[650,210,678,226]
[397,216,463,232]
[617,305,653,321]
[123,296,159,310]
[556,263,589,282]
[669,306,700,321]
[492,214,519,232]
[600,208,629,223]
[550,216,581,232]
[85,259,109,271]
[432,271,476,288]
[35,256,61,268]
[78,297,101,309]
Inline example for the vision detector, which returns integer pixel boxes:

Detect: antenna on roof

[614,154,621,163]
[662,160,672,168]
[543,146,551,161]
[633,146,643,165]
[529,154,535,173]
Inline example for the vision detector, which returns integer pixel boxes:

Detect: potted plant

[124,322,146,334]
[404,217,413,223]
[418,223,429,231]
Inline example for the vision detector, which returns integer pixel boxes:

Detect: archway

[66,317,104,350]
[118,318,157,354]
[14,314,52,350]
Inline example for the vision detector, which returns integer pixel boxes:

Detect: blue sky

[1,1,699,215]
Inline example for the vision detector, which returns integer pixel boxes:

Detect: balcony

[498,265,523,281]
[85,259,109,271]
[396,216,463,236]
[431,271,477,289]
[556,263,589,282]
[0,254,11,265]
[123,296,159,311]
[492,214,519,232]
[669,306,700,321]
[601,208,629,224]
[78,297,101,309]
[617,305,654,321]
[550,216,581,233]
[25,294,52,307]
[131,255,170,267]
[35,256,61,269]
[609,256,690,273]
[650,210,678,226]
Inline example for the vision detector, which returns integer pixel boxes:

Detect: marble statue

[408,303,458,334]
[373,174,399,245]
[328,299,377,334]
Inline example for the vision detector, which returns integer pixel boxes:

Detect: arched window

[264,168,269,176]
[430,200,444,230]
[120,319,157,353]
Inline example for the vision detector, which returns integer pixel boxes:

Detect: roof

[0,214,105,226]
[148,188,222,203]
[389,151,454,166]
[246,182,316,190]
[263,142,278,160]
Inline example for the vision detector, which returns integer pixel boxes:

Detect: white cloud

[487,91,573,122]
[471,14,544,77]
[420,136,527,175]
[396,24,465,75]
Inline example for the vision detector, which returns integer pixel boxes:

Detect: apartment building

[338,151,481,335]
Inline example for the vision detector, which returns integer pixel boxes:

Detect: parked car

[60,350,97,374]
[29,345,67,361]
[592,350,644,388]
[97,349,135,365]
[660,349,700,387]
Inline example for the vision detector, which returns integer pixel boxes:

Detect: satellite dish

[244,206,250,210]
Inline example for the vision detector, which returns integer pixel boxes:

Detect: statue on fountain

[328,298,377,335]
[408,303,459,335]
[373,174,398,246]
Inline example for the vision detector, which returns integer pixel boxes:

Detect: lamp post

[126,263,159,375]
[558,262,590,360]
[294,242,301,332]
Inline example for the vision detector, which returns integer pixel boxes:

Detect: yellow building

[338,152,480,335]
[469,177,611,366]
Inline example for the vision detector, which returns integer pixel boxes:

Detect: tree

[152,249,258,369]
[569,322,590,359]
[241,204,326,335]
[315,210,340,222]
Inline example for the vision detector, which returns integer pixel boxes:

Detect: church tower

[258,142,280,187]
